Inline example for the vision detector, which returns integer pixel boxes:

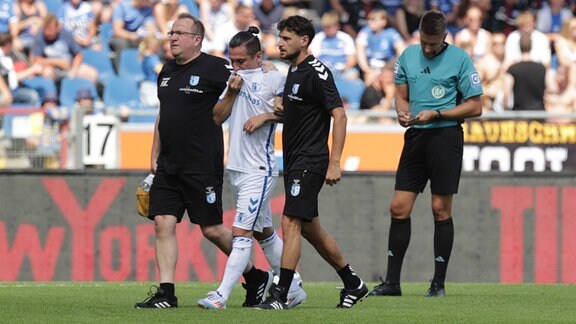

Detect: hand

[243,114,267,134]
[406,110,437,126]
[227,74,243,94]
[325,162,341,186]
[273,103,284,117]
[262,60,278,72]
[396,109,413,127]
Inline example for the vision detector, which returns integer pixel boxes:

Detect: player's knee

[201,224,228,241]
[389,201,410,219]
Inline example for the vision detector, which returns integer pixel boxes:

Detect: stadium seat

[59,77,99,109]
[181,0,199,17]
[118,48,145,84]
[335,78,365,110]
[81,49,116,84]
[128,106,158,123]
[44,0,63,14]
[98,22,113,53]
[103,76,140,109]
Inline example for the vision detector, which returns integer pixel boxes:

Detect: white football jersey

[226,68,285,175]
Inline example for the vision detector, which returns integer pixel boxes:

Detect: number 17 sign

[82,115,119,168]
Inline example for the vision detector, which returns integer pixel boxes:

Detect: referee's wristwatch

[435,110,442,120]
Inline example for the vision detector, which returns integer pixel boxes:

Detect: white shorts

[229,170,278,232]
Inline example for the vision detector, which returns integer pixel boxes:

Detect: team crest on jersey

[431,85,446,99]
[292,84,300,95]
[189,75,200,86]
[290,179,301,196]
[251,82,261,92]
[206,187,216,204]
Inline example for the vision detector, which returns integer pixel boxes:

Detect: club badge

[190,75,200,86]
[206,186,216,204]
[290,179,300,197]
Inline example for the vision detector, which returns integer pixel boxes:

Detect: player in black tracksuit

[255,15,369,310]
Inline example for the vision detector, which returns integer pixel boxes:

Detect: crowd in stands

[0,0,575,167]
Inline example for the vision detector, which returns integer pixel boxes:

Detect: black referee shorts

[283,170,325,222]
[148,171,223,226]
[395,125,463,195]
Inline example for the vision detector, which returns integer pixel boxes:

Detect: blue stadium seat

[103,76,140,109]
[335,78,365,110]
[44,0,63,14]
[81,49,116,84]
[181,0,199,17]
[98,22,113,53]
[59,77,99,109]
[128,106,158,123]
[118,48,145,84]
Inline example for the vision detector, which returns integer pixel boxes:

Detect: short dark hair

[0,33,11,46]
[229,26,261,56]
[519,34,532,53]
[419,10,447,36]
[277,15,315,45]
[177,13,205,38]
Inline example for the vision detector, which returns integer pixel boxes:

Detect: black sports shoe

[242,270,274,307]
[424,281,446,297]
[337,280,369,308]
[254,284,288,310]
[134,286,178,309]
[369,277,402,296]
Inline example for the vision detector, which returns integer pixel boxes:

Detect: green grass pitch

[1,282,574,323]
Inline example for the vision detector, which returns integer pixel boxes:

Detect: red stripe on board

[492,187,533,283]
[562,187,576,283]
[534,187,558,283]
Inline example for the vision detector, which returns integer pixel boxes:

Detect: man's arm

[395,83,412,127]
[213,74,242,125]
[326,107,347,186]
[502,73,514,110]
[150,114,160,173]
[244,96,284,133]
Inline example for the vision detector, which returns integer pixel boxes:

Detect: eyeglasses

[167,31,200,37]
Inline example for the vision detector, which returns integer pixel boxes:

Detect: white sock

[217,236,253,300]
[258,231,282,275]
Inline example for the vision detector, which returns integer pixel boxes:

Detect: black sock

[278,268,295,301]
[385,218,411,285]
[159,282,175,297]
[337,264,362,290]
[432,218,454,287]
[242,266,261,285]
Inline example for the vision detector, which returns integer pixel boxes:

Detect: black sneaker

[336,280,369,308]
[134,286,178,309]
[424,281,446,297]
[242,270,274,307]
[254,284,288,310]
[369,277,402,296]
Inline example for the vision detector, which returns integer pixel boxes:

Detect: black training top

[282,55,343,175]
[156,52,231,175]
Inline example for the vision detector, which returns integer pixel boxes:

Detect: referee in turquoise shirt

[370,10,483,298]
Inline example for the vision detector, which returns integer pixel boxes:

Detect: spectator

[455,5,492,61]
[110,0,155,70]
[30,14,99,84]
[153,0,188,38]
[329,0,387,37]
[200,0,234,54]
[427,0,461,35]
[475,32,507,111]
[58,0,100,50]
[535,0,572,40]
[14,0,47,53]
[379,0,404,27]
[395,0,425,41]
[26,91,69,168]
[309,11,358,80]
[138,35,162,107]
[212,3,257,57]
[545,64,576,123]
[0,69,12,106]
[504,11,551,68]
[503,34,547,111]
[359,62,395,123]
[356,9,405,85]
[553,17,576,68]
[0,32,56,104]
[75,87,104,115]
[0,0,23,51]
[487,0,527,36]
[253,0,284,59]
[89,0,116,25]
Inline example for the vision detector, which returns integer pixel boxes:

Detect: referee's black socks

[385,218,411,285]
[432,217,454,286]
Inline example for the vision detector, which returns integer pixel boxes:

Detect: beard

[281,49,300,62]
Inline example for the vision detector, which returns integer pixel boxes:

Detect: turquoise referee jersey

[394,43,483,129]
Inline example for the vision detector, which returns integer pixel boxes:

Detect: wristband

[435,110,442,120]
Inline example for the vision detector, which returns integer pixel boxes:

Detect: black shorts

[148,172,223,226]
[283,170,325,222]
[395,125,463,195]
